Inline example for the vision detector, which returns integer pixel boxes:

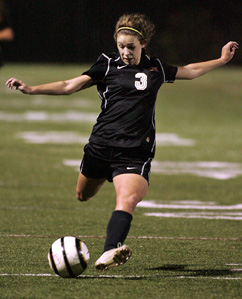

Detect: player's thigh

[113,173,148,214]
[76,172,106,201]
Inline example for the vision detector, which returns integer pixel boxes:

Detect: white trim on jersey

[151,140,156,153]
[151,104,155,130]
[156,58,175,83]
[101,53,112,79]
[103,86,109,109]
[156,58,166,84]
[97,90,103,100]
[100,53,112,109]
[79,153,85,172]
[141,158,152,177]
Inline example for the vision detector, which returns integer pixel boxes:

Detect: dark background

[2,0,242,65]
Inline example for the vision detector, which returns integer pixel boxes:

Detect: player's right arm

[176,41,238,80]
[5,74,92,95]
[0,27,15,41]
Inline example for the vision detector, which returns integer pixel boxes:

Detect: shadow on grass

[76,264,242,280]
[146,264,240,278]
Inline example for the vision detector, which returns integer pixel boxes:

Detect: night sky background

[2,0,242,65]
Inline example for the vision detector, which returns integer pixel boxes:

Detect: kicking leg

[76,172,106,201]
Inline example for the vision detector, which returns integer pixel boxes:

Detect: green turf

[0,63,242,298]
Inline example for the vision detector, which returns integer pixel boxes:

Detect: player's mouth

[123,57,134,65]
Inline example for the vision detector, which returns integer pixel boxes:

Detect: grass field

[0,63,242,298]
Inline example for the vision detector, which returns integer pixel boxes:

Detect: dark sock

[103,210,133,252]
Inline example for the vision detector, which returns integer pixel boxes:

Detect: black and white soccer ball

[48,236,89,278]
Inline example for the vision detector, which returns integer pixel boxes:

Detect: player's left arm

[176,41,239,80]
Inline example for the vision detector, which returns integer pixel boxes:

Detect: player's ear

[141,40,147,48]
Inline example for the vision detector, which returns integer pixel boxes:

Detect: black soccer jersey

[83,50,177,156]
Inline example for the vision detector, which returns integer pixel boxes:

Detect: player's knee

[128,193,143,205]
[116,194,142,212]
[76,191,90,202]
[129,196,142,210]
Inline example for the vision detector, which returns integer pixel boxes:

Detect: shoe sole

[96,247,132,271]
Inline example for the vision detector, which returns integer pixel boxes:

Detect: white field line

[1,234,242,241]
[17,131,89,144]
[144,212,242,220]
[17,131,195,147]
[138,200,242,210]
[0,111,97,122]
[138,200,242,221]
[156,133,195,146]
[0,273,241,280]
[0,96,95,108]
[31,97,95,108]
[151,161,242,180]
[227,264,242,266]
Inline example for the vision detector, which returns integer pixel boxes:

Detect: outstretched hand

[5,78,31,94]
[221,41,239,64]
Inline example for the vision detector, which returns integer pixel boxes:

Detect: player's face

[117,34,145,65]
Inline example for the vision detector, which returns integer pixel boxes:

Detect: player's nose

[123,47,130,56]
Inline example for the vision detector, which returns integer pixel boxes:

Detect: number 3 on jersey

[135,73,147,90]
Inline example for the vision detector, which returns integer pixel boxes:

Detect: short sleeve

[162,63,178,83]
[82,54,109,83]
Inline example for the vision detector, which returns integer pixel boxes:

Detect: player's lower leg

[95,210,133,271]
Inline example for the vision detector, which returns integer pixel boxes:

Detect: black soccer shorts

[79,143,152,183]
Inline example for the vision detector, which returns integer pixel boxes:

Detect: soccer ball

[48,236,90,278]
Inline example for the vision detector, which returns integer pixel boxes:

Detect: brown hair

[114,13,155,46]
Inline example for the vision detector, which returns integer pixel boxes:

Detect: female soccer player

[6,13,238,271]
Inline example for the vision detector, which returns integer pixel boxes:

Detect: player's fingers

[11,79,22,89]
[5,77,16,82]
[223,41,238,50]
[6,78,18,88]
[228,41,239,45]
[5,78,15,86]
[228,41,239,50]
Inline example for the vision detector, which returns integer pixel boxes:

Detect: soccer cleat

[95,245,132,271]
